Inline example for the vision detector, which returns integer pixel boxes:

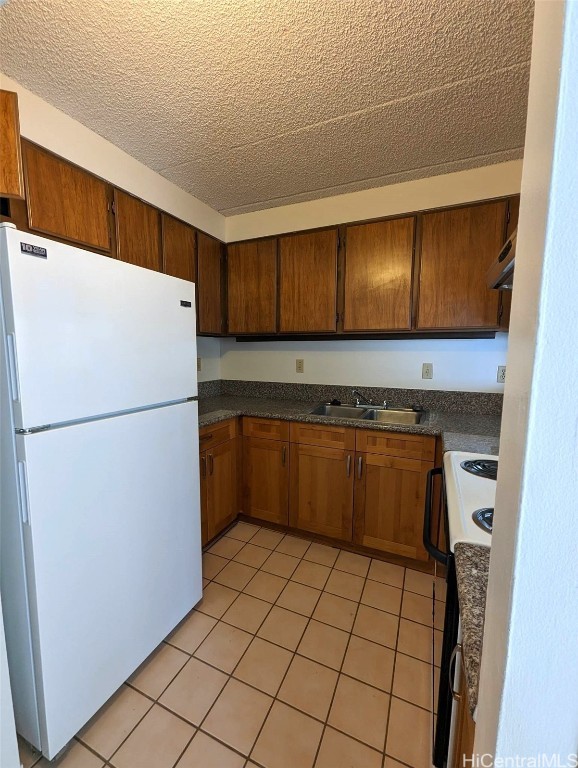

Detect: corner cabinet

[279,229,338,333]
[199,419,240,545]
[289,423,355,541]
[343,217,415,331]
[241,418,289,525]
[416,201,508,329]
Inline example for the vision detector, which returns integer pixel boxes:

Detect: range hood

[487,228,516,290]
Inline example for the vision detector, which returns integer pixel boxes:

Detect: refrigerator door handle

[17,461,31,525]
[7,333,21,401]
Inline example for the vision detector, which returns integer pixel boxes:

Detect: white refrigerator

[0,223,202,759]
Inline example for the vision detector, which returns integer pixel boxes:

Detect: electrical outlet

[422,362,433,380]
[296,359,304,374]
[197,357,202,372]
[497,365,506,384]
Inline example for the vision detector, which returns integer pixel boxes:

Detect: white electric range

[432,451,497,767]
[443,451,497,551]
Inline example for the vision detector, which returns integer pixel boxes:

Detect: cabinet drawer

[242,417,289,442]
[290,421,355,450]
[199,418,238,452]
[355,429,435,461]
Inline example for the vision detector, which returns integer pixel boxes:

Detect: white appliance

[443,451,496,551]
[0,224,202,759]
[432,451,495,767]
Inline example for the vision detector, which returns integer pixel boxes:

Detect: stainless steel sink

[362,408,423,425]
[309,403,368,418]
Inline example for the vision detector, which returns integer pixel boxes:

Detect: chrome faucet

[352,388,373,407]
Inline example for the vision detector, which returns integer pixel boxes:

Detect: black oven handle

[423,467,448,565]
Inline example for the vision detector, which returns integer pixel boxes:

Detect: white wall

[0,73,225,241]
[226,161,523,241]
[476,0,578,757]
[220,335,507,392]
[196,337,221,383]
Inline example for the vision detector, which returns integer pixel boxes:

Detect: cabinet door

[354,452,431,560]
[451,659,476,768]
[344,217,414,331]
[162,213,196,281]
[227,238,277,333]
[289,443,354,541]
[197,232,223,334]
[0,90,24,199]
[498,195,520,330]
[24,142,110,250]
[199,450,209,547]
[242,437,289,525]
[114,189,161,271]
[417,201,507,329]
[279,229,338,332]
[206,438,238,540]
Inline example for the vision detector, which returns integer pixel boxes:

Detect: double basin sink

[310,403,425,426]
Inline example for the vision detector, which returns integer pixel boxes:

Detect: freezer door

[16,401,201,759]
[0,226,197,429]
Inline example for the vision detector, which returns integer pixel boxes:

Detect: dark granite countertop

[198,395,501,449]
[454,543,491,718]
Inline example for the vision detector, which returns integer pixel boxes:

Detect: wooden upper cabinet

[499,196,520,331]
[0,90,24,199]
[279,229,338,333]
[344,217,415,331]
[227,238,277,333]
[197,231,223,335]
[114,189,161,271]
[417,201,508,329]
[23,142,110,250]
[161,213,196,281]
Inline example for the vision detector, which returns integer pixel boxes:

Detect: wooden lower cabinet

[242,437,289,525]
[353,452,431,560]
[452,660,476,768]
[199,419,239,545]
[289,442,354,541]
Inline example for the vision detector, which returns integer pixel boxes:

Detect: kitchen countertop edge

[198,396,500,451]
[454,542,491,719]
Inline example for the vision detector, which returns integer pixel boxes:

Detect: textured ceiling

[0,0,533,215]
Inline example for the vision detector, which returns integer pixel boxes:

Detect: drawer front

[355,428,435,461]
[199,418,238,452]
[290,421,355,451]
[242,416,290,442]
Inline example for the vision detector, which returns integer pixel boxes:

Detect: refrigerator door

[15,401,201,758]
[0,225,197,430]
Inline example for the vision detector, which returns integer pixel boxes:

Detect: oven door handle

[423,467,448,565]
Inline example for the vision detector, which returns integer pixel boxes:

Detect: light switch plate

[422,363,433,380]
[296,359,304,374]
[197,357,202,372]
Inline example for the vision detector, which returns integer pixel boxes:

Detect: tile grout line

[50,523,436,768]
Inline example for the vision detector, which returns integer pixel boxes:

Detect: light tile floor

[18,522,445,768]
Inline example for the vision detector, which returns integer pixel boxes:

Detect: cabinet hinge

[336,312,340,324]
[110,200,116,215]
[506,207,511,223]
[498,303,504,322]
